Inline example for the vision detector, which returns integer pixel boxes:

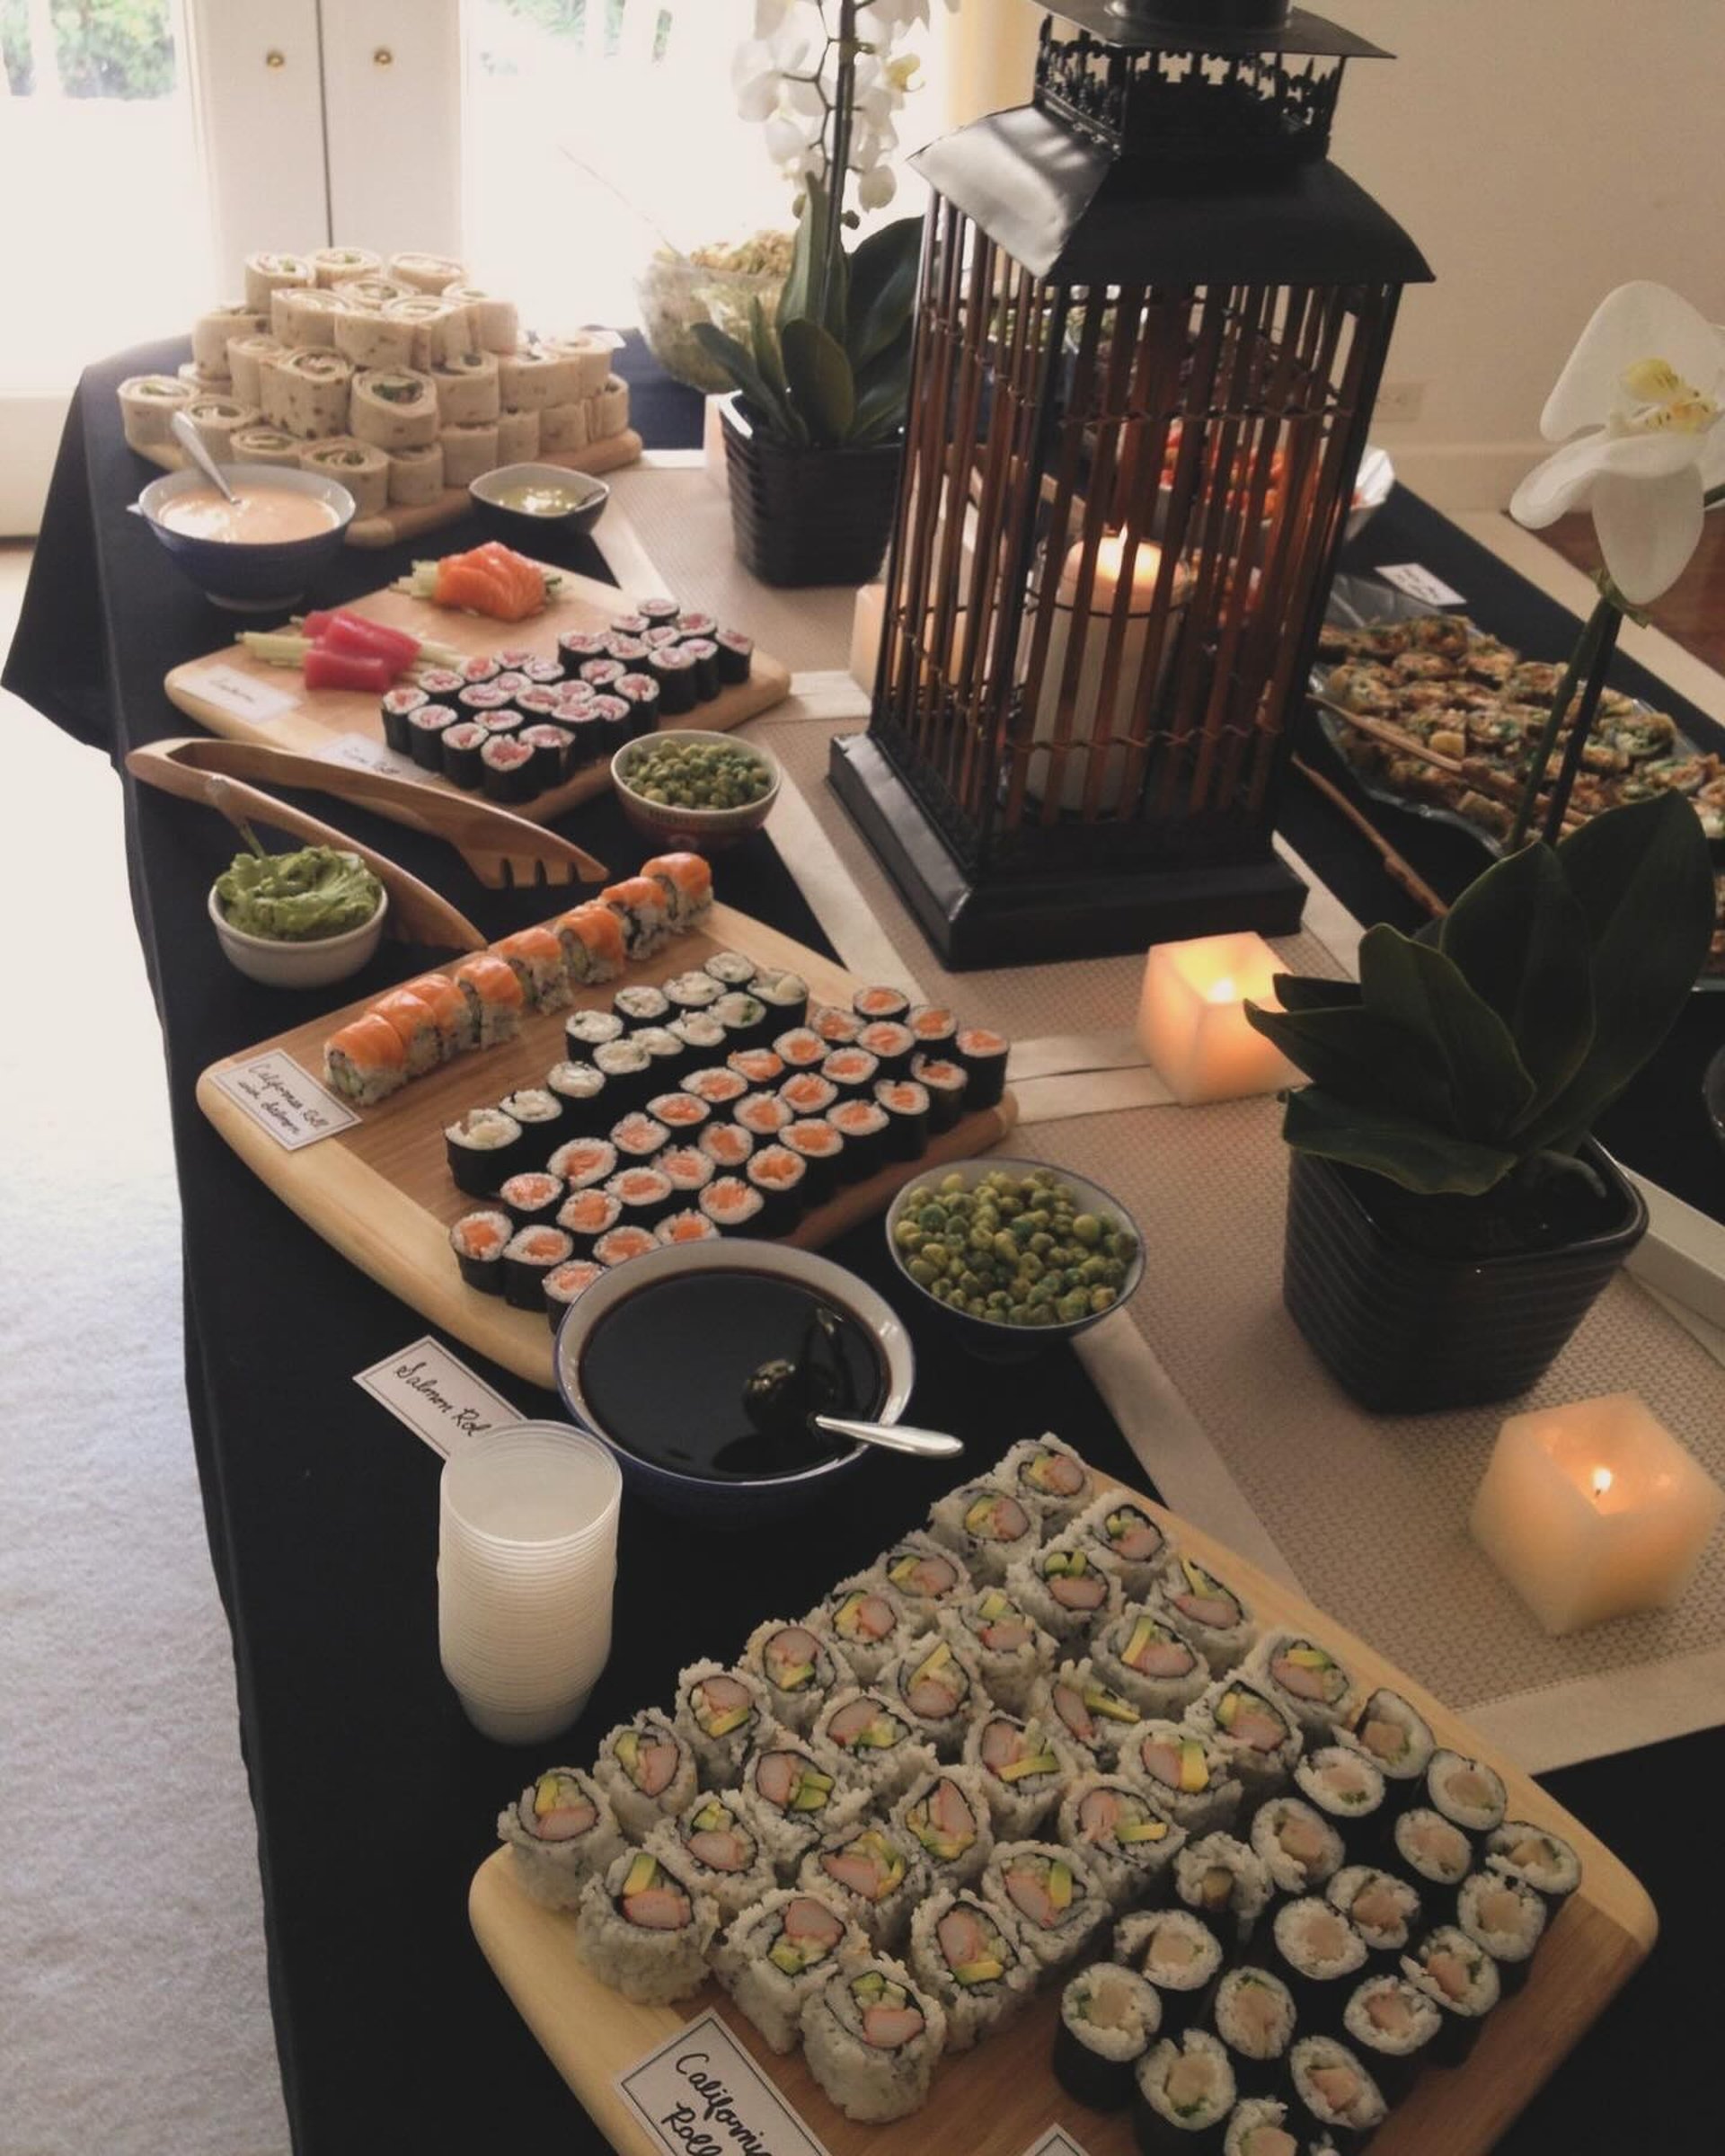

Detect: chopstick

[1292,754,1449,920]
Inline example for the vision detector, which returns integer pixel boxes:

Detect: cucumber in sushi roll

[713,1888,862,2055]
[1114,1910,1225,2035]
[1251,1794,1345,1898]
[1057,1772,1186,1909]
[812,1574,920,1684]
[890,1764,995,1892]
[573,1847,718,2005]
[799,1818,930,1949]
[1285,2035,1388,2150]
[1246,1631,1358,1739]
[673,1659,769,1787]
[800,1952,946,2125]
[876,1529,972,1625]
[937,1584,1056,1716]
[1133,2026,1237,2151]
[1153,1553,1259,1676]
[1089,1604,1210,1721]
[1211,1966,1298,2098]
[963,1710,1080,1840]
[1054,1961,1162,2109]
[810,1687,937,1807]
[1326,1863,1423,1966]
[1033,1657,1143,1774]
[980,1839,1110,1975]
[497,1766,626,1909]
[1172,1832,1272,1955]
[876,1633,984,1761]
[590,1710,698,1839]
[1121,1719,1243,1836]
[1008,1534,1125,1649]
[1340,1971,1442,2102]
[998,1433,1094,1530]
[736,1725,865,1869]
[1399,1926,1500,2065]
[645,1791,777,1924]
[910,1887,1038,2052]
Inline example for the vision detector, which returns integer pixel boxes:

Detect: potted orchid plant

[697,0,952,587]
[1246,282,1724,1414]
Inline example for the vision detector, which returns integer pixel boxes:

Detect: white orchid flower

[731,39,783,122]
[857,164,898,210]
[764,111,810,167]
[753,0,793,34]
[1509,281,1725,605]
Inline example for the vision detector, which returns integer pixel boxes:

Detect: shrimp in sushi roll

[601,875,671,957]
[323,1013,407,1106]
[641,850,713,930]
[591,1711,698,1838]
[714,1889,862,2054]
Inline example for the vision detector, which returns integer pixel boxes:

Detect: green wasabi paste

[216,844,381,941]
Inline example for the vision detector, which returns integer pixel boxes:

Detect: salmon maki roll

[554,900,626,985]
[402,970,475,1056]
[323,1012,408,1106]
[601,875,671,957]
[494,924,571,1012]
[641,850,713,931]
[450,952,526,1045]
[367,988,442,1077]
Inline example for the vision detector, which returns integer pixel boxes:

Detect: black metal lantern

[830,0,1432,968]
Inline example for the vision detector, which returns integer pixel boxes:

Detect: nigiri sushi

[450,952,526,1045]
[641,851,713,932]
[554,901,626,985]
[323,1012,408,1106]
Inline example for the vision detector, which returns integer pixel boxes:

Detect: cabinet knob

[264,49,285,69]
[373,47,394,66]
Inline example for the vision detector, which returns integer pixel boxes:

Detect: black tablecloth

[6,340,1715,2152]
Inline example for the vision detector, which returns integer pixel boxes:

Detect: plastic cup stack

[438,1421,623,1744]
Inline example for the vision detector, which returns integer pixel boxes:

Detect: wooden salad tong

[133,735,609,890]
[126,741,487,951]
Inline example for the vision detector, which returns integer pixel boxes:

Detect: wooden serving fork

[136,735,609,890]
[126,742,488,951]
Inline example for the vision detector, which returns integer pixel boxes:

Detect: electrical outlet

[1376,379,1427,423]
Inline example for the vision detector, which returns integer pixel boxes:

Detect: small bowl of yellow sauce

[470,462,610,543]
[136,463,356,612]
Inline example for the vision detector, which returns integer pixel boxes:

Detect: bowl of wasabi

[208,842,387,987]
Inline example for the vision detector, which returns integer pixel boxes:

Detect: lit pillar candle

[850,582,887,692]
[1031,531,1191,814]
[1470,1393,1723,1635]
[1137,932,1301,1105]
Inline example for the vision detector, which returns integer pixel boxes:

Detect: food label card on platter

[190,663,298,724]
[353,1334,520,1459]
[208,1049,358,1150]
[617,2012,830,2156]
[1376,561,1468,609]
[323,730,421,781]
[1021,2132,1095,2156]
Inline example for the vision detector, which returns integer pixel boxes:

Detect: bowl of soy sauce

[552,1240,915,1524]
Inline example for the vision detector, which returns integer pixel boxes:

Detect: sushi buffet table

[7,339,1725,2154]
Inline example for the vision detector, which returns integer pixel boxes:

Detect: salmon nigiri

[406,543,558,623]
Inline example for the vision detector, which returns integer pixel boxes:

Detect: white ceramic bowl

[610,729,782,854]
[470,462,610,542]
[136,463,356,612]
[207,879,387,988]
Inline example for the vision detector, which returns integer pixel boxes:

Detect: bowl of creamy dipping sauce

[135,463,355,612]
[470,462,610,542]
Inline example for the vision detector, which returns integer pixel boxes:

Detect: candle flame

[1206,976,1238,1004]
[1591,1466,1614,1500]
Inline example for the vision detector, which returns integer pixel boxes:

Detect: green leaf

[1280,1087,1519,1197]
[782,175,831,331]
[850,322,913,444]
[1271,972,1363,1013]
[1520,793,1715,1149]
[1243,1002,1455,1127]
[689,323,797,442]
[1358,924,1535,1142]
[748,298,805,446]
[781,316,856,446]
[1438,839,1594,1110]
[845,215,923,367]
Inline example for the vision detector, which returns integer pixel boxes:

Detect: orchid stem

[1508,593,1618,851]
[1539,605,1623,845]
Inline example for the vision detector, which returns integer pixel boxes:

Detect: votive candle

[1137,932,1300,1105]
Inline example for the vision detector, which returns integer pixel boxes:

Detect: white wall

[1322,0,1725,507]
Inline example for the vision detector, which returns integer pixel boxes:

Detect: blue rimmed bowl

[134,463,355,612]
[553,1238,915,1525]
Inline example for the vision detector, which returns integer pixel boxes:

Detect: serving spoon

[810,1414,964,1460]
[170,409,239,502]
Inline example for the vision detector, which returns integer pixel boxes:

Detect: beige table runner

[602,472,1725,1772]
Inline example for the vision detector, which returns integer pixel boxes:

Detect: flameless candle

[1031,531,1193,813]
[1470,1392,1723,1635]
[1137,932,1300,1106]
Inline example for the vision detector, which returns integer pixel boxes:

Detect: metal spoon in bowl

[171,409,238,503]
[810,1414,963,1460]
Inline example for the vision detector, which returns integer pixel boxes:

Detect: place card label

[1377,561,1467,608]
[616,2011,829,2156]
[1022,2133,1095,2156]
[353,1334,521,1460]
[324,730,420,781]
[209,1049,358,1150]
[193,663,297,723]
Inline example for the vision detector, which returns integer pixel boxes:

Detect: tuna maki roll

[740,1620,853,1736]
[518,720,571,790]
[645,1792,777,1925]
[680,637,721,701]
[1211,1966,1298,2097]
[982,1839,1110,1975]
[408,701,457,768]
[438,718,488,788]
[713,1889,862,2054]
[1172,1832,1272,1954]
[938,1585,1056,1716]
[591,1711,699,1839]
[890,1764,995,1891]
[963,1710,1079,1839]
[799,1953,946,2125]
[450,1207,512,1293]
[1134,2027,1237,2151]
[477,731,532,801]
[926,1479,1039,1586]
[673,1660,769,1787]
[574,1847,718,2005]
[800,1818,929,1949]
[497,1766,626,1910]
[1057,1772,1187,1908]
[1121,1720,1243,1837]
[716,627,753,684]
[446,1106,525,1195]
[381,683,428,752]
[1114,1909,1225,2034]
[910,1887,1039,2052]
[1055,1961,1163,2110]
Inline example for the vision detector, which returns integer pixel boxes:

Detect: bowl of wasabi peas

[885,1159,1146,1362]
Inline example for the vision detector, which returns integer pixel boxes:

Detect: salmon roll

[603,1159,669,1220]
[910,1054,969,1132]
[1008,1534,1124,1649]
[600,875,671,958]
[323,1014,408,1107]
[1074,1489,1171,1600]
[367,988,442,1077]
[982,1839,1109,1975]
[740,1619,854,1737]
[1120,1719,1243,1836]
[998,1434,1094,1530]
[810,1001,863,1046]
[451,952,526,1046]
[449,1208,512,1294]
[402,970,474,1056]
[1342,1687,1434,1811]
[909,1886,1038,2052]
[1153,1554,1258,1677]
[494,925,571,1012]
[1251,1794,1345,1898]
[1089,1603,1209,1720]
[858,1019,915,1079]
[736,1089,792,1141]
[699,1175,765,1236]
[1245,1631,1358,1740]
[645,1793,777,1925]
[1190,1675,1305,1798]
[593,1224,656,1268]
[877,1634,983,1761]
[821,1045,880,1101]
[774,1025,827,1070]
[497,1766,626,1910]
[699,1120,755,1172]
[1172,1831,1273,1954]
[778,1068,836,1118]
[1057,1772,1186,1908]
[591,1711,698,1840]
[1268,1895,1367,2035]
[502,1224,574,1311]
[783,1118,845,1206]
[1212,1966,1298,2098]
[673,1659,770,1787]
[659,1144,714,1202]
[684,1063,748,1110]
[1285,2034,1388,2145]
[890,1763,995,1891]
[656,1208,718,1247]
[873,1078,929,1161]
[1114,1909,1225,2035]
[813,1574,920,1685]
[609,1109,669,1163]
[800,1818,930,1949]
[907,1002,958,1054]
[1054,1961,1163,2110]
[811,1689,937,1807]
[498,1168,564,1228]
[1034,1658,1143,1774]
[1326,1864,1423,1966]
[446,1106,525,1194]
[736,1725,864,1869]
[963,1710,1079,1839]
[729,1047,785,1089]
[573,1847,718,2005]
[544,1258,605,1330]
[1134,2028,1237,2149]
[548,1135,617,1189]
[938,1586,1056,1716]
[853,984,910,1024]
[554,901,627,985]
[799,1952,946,2125]
[954,1025,1009,1109]
[713,1888,863,2055]
[825,1098,889,1180]
[1340,1970,1442,2101]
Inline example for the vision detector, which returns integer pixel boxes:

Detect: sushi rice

[908,1887,1038,2052]
[799,1951,947,2125]
[979,1838,1110,1974]
[712,1888,863,2055]
[937,1586,1057,1716]
[798,1816,930,1950]
[496,1766,625,1909]
[574,1846,718,2004]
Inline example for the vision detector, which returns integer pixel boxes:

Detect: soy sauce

[579,1268,887,1480]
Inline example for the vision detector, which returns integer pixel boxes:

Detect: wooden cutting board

[137,430,644,548]
[162,561,792,835]
[195,901,1014,1390]
[468,1457,1656,2156]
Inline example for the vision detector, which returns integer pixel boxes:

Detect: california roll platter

[469,1445,1654,2156]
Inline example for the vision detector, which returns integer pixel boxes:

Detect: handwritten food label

[209,1049,358,1149]
[353,1334,520,1460]
[324,730,420,780]
[193,663,297,723]
[616,2011,829,2156]
[1021,2133,1094,2156]
[1376,562,1467,609]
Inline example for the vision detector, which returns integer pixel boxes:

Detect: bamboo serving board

[195,901,1014,1389]
[468,1457,1656,2156]
[138,431,644,548]
[161,557,791,834]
